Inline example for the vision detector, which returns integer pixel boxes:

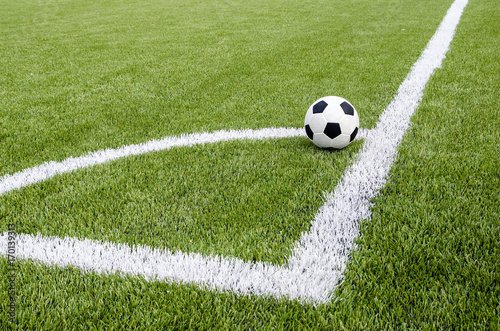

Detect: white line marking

[0,127,302,195]
[0,0,468,304]
[286,0,470,301]
[0,127,368,195]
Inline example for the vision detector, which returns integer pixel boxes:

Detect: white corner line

[0,0,469,305]
[0,127,300,195]
[0,127,367,196]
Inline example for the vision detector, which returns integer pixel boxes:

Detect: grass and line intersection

[1,0,498,328]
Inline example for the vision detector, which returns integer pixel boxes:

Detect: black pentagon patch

[305,125,314,140]
[313,100,328,114]
[340,101,354,116]
[324,122,341,139]
[350,127,358,142]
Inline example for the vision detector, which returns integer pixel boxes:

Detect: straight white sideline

[0,0,468,304]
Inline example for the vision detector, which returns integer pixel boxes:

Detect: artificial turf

[1,0,499,329]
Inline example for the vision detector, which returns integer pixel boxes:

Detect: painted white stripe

[285,0,470,300]
[0,127,302,195]
[0,127,369,196]
[0,0,468,304]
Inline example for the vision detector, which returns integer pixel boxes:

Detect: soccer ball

[304,96,359,149]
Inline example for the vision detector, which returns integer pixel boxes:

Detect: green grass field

[1,0,499,329]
